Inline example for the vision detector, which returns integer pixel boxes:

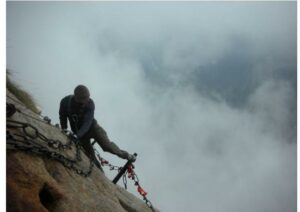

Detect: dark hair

[74,85,90,99]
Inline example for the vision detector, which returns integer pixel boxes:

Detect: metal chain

[125,164,155,211]
[7,119,94,177]
[94,149,122,171]
[7,119,73,151]
[94,148,155,211]
[7,102,156,210]
[7,96,57,126]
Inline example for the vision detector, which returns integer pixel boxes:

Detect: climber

[59,85,136,170]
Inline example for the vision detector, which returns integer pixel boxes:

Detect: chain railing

[94,149,156,211]
[7,119,94,177]
[7,102,156,211]
[7,96,57,126]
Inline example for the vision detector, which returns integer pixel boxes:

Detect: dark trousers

[80,122,127,171]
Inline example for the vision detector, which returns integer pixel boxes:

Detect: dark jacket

[59,95,96,138]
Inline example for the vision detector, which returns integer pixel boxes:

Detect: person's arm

[76,100,95,138]
[59,97,68,130]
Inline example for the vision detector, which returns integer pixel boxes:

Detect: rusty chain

[7,119,94,177]
[7,103,156,211]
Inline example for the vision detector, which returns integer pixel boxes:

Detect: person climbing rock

[59,85,135,170]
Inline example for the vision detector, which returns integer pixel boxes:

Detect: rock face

[6,91,155,212]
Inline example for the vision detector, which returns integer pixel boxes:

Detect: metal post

[113,153,137,184]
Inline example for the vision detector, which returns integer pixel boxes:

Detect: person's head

[74,85,90,106]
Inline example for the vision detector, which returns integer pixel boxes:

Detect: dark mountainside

[6,88,158,212]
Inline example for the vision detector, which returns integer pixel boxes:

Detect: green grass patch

[6,70,40,114]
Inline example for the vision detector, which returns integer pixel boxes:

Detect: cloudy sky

[6,2,297,212]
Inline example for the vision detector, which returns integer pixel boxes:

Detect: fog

[7,2,296,212]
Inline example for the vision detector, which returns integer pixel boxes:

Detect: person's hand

[69,133,78,140]
[62,129,69,134]
[120,151,136,162]
[68,133,79,143]
[127,154,136,163]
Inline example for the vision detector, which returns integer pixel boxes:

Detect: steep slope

[6,90,156,212]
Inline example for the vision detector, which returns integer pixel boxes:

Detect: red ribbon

[127,164,134,179]
[137,185,148,197]
[100,158,109,166]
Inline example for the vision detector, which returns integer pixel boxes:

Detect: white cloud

[6,2,296,212]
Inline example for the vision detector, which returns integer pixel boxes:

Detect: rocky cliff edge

[6,90,157,212]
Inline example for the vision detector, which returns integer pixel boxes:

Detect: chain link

[94,149,156,211]
[7,96,58,127]
[125,165,155,211]
[6,102,156,211]
[94,149,122,171]
[7,119,94,177]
